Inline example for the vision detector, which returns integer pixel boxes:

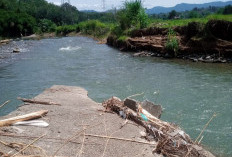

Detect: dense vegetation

[0,0,231,39]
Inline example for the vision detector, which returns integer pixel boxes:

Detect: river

[0,37,231,156]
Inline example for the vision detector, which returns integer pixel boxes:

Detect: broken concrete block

[124,98,138,112]
[141,100,162,119]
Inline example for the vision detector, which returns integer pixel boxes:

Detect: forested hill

[146,1,232,14]
[0,0,79,37]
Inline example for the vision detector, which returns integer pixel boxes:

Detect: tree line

[0,0,116,37]
[0,0,231,38]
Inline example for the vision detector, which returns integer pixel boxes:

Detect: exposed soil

[0,85,161,157]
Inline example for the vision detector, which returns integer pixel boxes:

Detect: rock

[124,98,138,112]
[193,58,198,62]
[206,56,211,59]
[133,52,145,57]
[141,100,162,119]
[0,39,10,44]
[198,57,203,61]
[13,48,20,53]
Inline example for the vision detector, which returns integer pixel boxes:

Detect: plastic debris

[13,120,49,127]
[140,113,148,121]
[119,111,126,119]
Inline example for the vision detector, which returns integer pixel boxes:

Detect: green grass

[117,35,128,42]
[149,14,232,28]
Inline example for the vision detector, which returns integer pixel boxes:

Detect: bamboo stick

[0,100,10,109]
[0,110,48,127]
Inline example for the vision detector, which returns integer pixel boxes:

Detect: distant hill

[146,1,232,14]
[80,10,97,13]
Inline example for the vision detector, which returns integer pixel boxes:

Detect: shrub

[77,20,111,38]
[55,25,77,35]
[165,28,179,56]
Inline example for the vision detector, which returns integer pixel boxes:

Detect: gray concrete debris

[141,100,162,119]
[124,98,138,112]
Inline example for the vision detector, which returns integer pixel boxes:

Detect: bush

[55,25,77,35]
[165,28,179,56]
[77,20,111,38]
[38,19,57,33]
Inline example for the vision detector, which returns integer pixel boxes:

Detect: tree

[117,0,148,30]
[223,5,232,14]
[168,10,177,19]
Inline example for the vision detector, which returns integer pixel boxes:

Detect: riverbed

[0,37,231,156]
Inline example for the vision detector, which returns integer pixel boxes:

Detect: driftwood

[0,110,48,127]
[17,97,61,106]
[102,97,215,157]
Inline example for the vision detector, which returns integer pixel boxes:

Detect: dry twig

[52,123,102,157]
[11,134,46,157]
[127,92,144,99]
[0,100,10,109]
[85,134,155,145]
[195,113,217,143]
[0,133,100,146]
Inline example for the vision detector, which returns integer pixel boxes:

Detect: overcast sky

[46,0,229,11]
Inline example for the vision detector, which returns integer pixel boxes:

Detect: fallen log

[102,97,215,157]
[17,97,61,106]
[0,110,48,127]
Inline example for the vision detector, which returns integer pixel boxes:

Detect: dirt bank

[0,85,161,157]
[107,20,232,63]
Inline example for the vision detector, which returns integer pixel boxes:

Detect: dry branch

[0,110,48,127]
[52,123,102,157]
[85,134,155,145]
[17,97,61,106]
[11,134,46,157]
[102,97,215,157]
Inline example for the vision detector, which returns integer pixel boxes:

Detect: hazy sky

[46,0,229,11]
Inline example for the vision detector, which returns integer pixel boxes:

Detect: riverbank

[0,85,216,156]
[1,19,232,63]
[107,20,232,63]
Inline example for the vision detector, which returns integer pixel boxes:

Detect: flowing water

[0,37,231,156]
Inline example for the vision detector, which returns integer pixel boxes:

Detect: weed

[165,28,179,56]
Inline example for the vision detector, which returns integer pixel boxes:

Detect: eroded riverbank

[107,20,232,63]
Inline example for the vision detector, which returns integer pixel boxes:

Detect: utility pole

[61,0,70,5]
[102,0,105,11]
